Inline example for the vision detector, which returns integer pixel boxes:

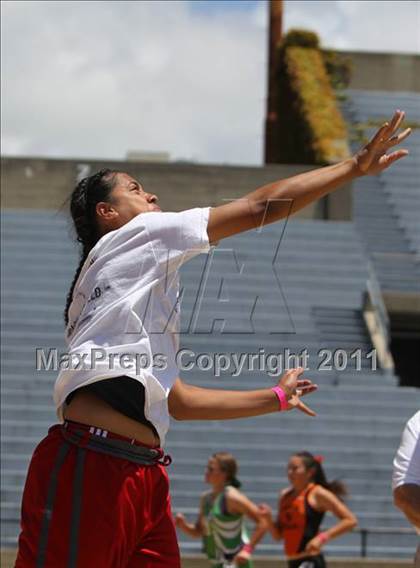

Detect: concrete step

[0,419,404,450]
[0,453,401,483]
[2,393,417,424]
[1,518,417,558]
[2,382,416,406]
[0,435,405,467]
[0,468,398,499]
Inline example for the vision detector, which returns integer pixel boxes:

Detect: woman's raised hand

[354,110,411,176]
[278,368,318,417]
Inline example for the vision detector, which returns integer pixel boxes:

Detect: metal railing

[355,526,417,557]
[363,258,395,372]
[365,258,391,345]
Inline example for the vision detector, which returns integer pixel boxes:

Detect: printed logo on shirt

[87,282,111,304]
[67,280,112,339]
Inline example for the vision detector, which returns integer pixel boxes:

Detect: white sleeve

[143,207,212,269]
[392,411,420,490]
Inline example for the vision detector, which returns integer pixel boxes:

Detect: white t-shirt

[54,207,212,445]
[392,411,420,533]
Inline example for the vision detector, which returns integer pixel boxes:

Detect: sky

[1,0,419,166]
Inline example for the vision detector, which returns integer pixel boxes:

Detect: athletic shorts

[15,422,180,568]
[288,554,327,568]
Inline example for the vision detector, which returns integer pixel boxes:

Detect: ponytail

[295,451,348,500]
[213,452,242,489]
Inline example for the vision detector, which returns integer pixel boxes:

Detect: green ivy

[270,29,351,165]
[281,28,320,49]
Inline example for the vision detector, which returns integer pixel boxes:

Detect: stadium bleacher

[343,90,420,291]
[1,209,418,559]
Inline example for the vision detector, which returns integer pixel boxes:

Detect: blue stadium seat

[1,208,418,558]
[342,90,420,289]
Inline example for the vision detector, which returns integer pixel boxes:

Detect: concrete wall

[0,157,353,220]
[339,50,420,93]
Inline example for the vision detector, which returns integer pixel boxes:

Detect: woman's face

[205,458,227,486]
[111,172,161,217]
[287,456,313,488]
[96,172,161,231]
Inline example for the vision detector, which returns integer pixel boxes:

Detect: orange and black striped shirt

[278,483,325,556]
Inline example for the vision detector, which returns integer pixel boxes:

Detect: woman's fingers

[281,372,317,415]
[356,110,411,175]
[278,367,305,396]
[287,393,317,416]
[369,121,391,149]
[295,378,318,396]
[386,127,412,148]
[279,375,317,395]
[386,110,405,137]
[382,110,404,140]
[296,378,315,388]
[296,378,312,386]
[289,367,305,377]
[369,110,408,151]
[297,384,318,396]
[296,398,317,417]
[379,149,409,168]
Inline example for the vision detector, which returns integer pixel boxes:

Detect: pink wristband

[242,543,253,554]
[317,532,329,544]
[271,386,288,411]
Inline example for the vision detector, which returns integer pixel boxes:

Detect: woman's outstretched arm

[168,368,317,420]
[207,110,411,243]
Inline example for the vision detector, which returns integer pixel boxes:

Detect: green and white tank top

[202,487,253,568]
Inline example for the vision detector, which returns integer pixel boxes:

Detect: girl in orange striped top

[261,452,357,568]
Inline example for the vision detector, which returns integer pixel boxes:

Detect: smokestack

[264,0,283,164]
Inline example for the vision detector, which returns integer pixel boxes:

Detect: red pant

[16,424,180,567]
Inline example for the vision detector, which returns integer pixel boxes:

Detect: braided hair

[64,168,119,326]
[294,451,348,500]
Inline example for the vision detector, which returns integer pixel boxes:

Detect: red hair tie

[314,455,324,464]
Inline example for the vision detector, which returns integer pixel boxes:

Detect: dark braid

[64,169,119,326]
[295,451,348,500]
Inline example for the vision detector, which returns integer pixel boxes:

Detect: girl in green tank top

[175,452,267,567]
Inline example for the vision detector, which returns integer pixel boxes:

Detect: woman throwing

[260,452,357,568]
[16,110,409,567]
[175,452,266,567]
